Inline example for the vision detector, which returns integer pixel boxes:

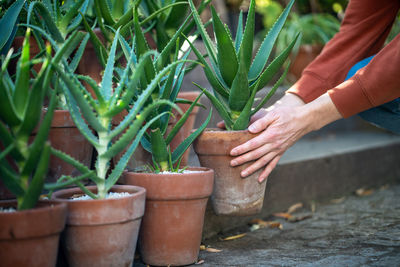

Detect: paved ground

[192,184,400,267]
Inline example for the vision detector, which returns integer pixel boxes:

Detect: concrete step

[187,130,400,238]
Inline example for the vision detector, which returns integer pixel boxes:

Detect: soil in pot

[0,200,67,267]
[121,167,214,266]
[193,129,267,216]
[51,185,146,267]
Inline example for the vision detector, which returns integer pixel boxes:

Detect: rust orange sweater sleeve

[287,0,400,118]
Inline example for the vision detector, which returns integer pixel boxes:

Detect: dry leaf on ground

[199,245,206,251]
[195,259,205,265]
[206,248,222,253]
[287,202,303,213]
[355,188,374,196]
[330,197,346,204]
[273,212,293,219]
[249,219,283,230]
[221,233,247,241]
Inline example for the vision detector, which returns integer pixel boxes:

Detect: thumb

[217,120,226,129]
[248,112,275,133]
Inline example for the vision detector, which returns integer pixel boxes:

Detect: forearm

[300,92,343,132]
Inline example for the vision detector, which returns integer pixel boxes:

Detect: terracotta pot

[121,167,214,266]
[33,109,93,183]
[193,129,267,216]
[0,200,67,267]
[288,44,323,82]
[167,91,201,166]
[51,185,146,267]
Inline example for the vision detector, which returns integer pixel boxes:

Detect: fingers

[249,109,267,124]
[231,142,274,166]
[239,152,277,178]
[258,155,281,183]
[216,120,226,129]
[248,112,275,133]
[231,131,273,156]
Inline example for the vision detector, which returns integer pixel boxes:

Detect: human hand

[230,105,312,182]
[230,93,342,183]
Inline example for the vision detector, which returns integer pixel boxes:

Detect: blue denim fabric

[345,56,400,134]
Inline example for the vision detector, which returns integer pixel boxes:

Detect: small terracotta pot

[51,185,146,267]
[167,91,201,166]
[193,129,267,216]
[34,110,93,183]
[0,200,67,267]
[121,167,214,266]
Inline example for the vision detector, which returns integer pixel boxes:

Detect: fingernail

[230,149,238,156]
[241,170,248,177]
[248,124,256,132]
[230,160,237,166]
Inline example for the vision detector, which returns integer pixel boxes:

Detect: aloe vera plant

[27,0,89,44]
[0,0,25,56]
[138,0,211,54]
[119,8,212,172]
[81,0,191,68]
[188,0,299,130]
[49,29,192,198]
[0,29,55,210]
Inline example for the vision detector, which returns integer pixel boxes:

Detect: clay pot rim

[0,200,67,239]
[127,166,213,176]
[122,167,214,200]
[51,184,146,203]
[0,200,67,215]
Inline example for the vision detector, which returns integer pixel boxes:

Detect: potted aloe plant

[138,0,214,166]
[78,0,189,83]
[118,9,214,266]
[0,30,67,267]
[14,0,95,183]
[48,29,188,266]
[188,0,299,215]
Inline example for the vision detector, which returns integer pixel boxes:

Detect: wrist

[266,92,305,112]
[302,93,343,131]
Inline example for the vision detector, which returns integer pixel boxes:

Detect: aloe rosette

[125,8,212,172]
[49,28,197,199]
[188,0,299,130]
[0,30,56,210]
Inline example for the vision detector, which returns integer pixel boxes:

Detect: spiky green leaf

[235,11,243,52]
[211,6,238,87]
[18,143,51,210]
[171,107,212,163]
[0,0,24,51]
[248,0,295,81]
[228,48,250,112]
[193,82,233,130]
[238,0,255,71]
[250,33,300,92]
